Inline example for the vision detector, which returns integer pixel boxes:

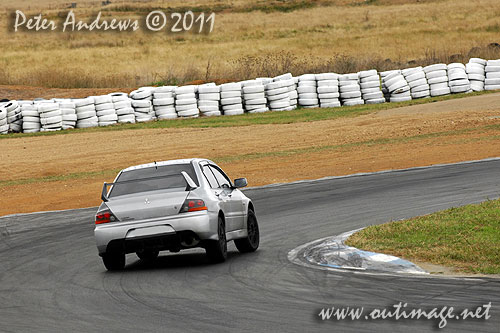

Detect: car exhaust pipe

[180,233,199,247]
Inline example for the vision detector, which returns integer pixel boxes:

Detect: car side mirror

[233,178,248,188]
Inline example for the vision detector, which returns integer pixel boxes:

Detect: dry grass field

[1,0,499,88]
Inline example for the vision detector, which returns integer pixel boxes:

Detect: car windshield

[109,163,199,198]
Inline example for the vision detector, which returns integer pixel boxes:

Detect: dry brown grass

[1,0,499,88]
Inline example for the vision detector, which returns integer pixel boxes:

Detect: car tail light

[179,199,207,213]
[95,209,119,224]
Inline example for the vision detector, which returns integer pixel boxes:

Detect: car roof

[121,158,214,172]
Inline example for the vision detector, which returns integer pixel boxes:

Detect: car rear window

[109,163,199,198]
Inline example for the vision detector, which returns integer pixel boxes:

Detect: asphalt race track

[1,159,500,332]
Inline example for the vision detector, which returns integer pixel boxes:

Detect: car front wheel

[102,252,125,271]
[234,210,260,253]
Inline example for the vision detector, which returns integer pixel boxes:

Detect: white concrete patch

[296,229,428,275]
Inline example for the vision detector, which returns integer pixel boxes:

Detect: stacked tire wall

[1,57,499,135]
[485,60,500,90]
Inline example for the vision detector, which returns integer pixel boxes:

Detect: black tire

[235,210,260,253]
[102,252,125,271]
[136,250,159,262]
[206,216,227,263]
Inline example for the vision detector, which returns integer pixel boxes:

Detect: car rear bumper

[94,211,215,254]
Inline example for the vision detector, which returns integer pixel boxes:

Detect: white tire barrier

[219,82,243,115]
[339,74,363,106]
[389,95,411,103]
[198,93,219,101]
[272,73,297,110]
[2,57,500,136]
[220,97,242,106]
[0,105,8,134]
[221,102,243,111]
[74,97,98,128]
[382,71,411,102]
[447,63,471,94]
[359,69,384,104]
[111,94,134,125]
[95,102,114,111]
[298,74,318,108]
[174,86,199,118]
[485,60,500,91]
[129,89,152,100]
[151,86,177,119]
[96,109,116,117]
[242,80,268,113]
[487,72,500,79]
[153,97,176,106]
[402,66,430,99]
[130,88,154,122]
[343,99,364,106]
[2,101,23,133]
[20,102,41,133]
[36,101,62,132]
[94,95,112,105]
[246,98,267,105]
[75,97,94,108]
[430,87,451,96]
[315,73,340,108]
[408,78,428,89]
[380,70,399,101]
[221,90,242,99]
[424,64,451,97]
[131,99,151,108]
[266,79,291,111]
[93,94,117,127]
[424,63,448,73]
[59,100,77,130]
[201,110,221,117]
[127,87,152,123]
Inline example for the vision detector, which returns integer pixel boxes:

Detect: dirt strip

[1,93,499,216]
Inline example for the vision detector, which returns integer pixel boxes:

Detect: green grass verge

[346,199,500,274]
[0,91,492,141]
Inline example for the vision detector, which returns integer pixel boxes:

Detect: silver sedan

[94,158,259,271]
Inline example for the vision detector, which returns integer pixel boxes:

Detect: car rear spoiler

[101,172,198,202]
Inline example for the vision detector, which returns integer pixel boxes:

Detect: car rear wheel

[102,252,125,271]
[206,216,227,263]
[136,250,159,262]
[235,210,260,253]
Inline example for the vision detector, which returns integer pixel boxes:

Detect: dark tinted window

[109,163,198,197]
[202,165,219,188]
[210,166,231,188]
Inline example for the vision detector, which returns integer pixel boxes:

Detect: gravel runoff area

[0,92,499,215]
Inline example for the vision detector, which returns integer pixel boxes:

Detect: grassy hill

[1,0,499,88]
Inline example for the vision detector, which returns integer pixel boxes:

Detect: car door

[209,165,245,231]
[200,164,235,231]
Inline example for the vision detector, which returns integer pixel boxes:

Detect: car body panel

[94,158,252,256]
[125,225,176,239]
[95,210,215,254]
